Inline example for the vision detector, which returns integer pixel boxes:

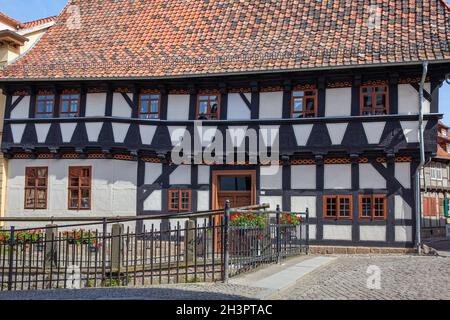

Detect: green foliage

[280,213,303,226]
[63,229,101,247]
[0,230,44,244]
[230,212,266,229]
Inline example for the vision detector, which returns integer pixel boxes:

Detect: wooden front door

[212,170,256,210]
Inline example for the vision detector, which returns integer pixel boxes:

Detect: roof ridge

[439,0,450,10]
[0,11,25,29]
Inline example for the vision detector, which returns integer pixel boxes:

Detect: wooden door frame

[211,170,257,210]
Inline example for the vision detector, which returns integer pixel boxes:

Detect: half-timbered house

[0,0,449,248]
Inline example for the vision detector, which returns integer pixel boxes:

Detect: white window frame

[431,167,443,181]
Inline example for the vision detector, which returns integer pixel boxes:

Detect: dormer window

[291,90,317,118]
[35,94,54,118]
[139,94,160,119]
[60,93,80,117]
[361,86,389,115]
[197,95,220,120]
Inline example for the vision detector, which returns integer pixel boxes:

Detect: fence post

[184,219,196,265]
[7,226,15,291]
[305,208,310,255]
[45,224,58,267]
[223,200,230,283]
[276,205,281,264]
[111,223,124,271]
[101,218,107,282]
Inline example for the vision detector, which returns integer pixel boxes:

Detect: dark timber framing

[1,63,449,248]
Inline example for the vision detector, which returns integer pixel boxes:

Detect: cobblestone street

[272,255,450,300]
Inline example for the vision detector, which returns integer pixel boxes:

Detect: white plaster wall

[35,123,51,143]
[169,165,191,185]
[359,163,386,189]
[260,125,280,147]
[60,123,77,143]
[10,96,30,119]
[323,225,352,240]
[324,164,351,189]
[259,196,282,211]
[11,124,26,143]
[197,191,210,211]
[144,190,162,211]
[6,159,137,218]
[291,165,316,189]
[395,225,413,242]
[197,126,218,147]
[326,123,348,145]
[227,93,251,120]
[198,166,210,185]
[260,165,282,190]
[227,126,248,147]
[308,224,317,240]
[398,83,431,115]
[362,122,386,144]
[293,124,313,146]
[139,125,157,145]
[167,94,190,120]
[85,123,103,142]
[359,226,386,242]
[168,126,187,146]
[259,92,283,119]
[400,121,422,143]
[85,93,106,117]
[325,88,351,117]
[395,195,412,220]
[395,163,411,189]
[112,123,130,143]
[291,196,316,217]
[145,163,162,185]
[112,93,132,117]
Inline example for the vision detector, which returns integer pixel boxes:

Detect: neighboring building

[421,121,450,238]
[0,12,56,223]
[0,0,449,248]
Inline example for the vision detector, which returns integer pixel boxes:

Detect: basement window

[323,195,352,219]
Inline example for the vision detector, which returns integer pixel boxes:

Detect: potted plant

[229,211,267,256]
[63,229,101,253]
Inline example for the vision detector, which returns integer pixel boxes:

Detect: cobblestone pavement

[0,283,265,300]
[272,255,450,300]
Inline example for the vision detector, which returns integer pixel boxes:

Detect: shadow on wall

[0,287,254,300]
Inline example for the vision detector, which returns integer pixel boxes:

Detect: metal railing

[0,203,309,291]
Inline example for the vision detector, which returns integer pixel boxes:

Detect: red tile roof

[1,0,450,80]
[0,12,25,29]
[22,16,57,29]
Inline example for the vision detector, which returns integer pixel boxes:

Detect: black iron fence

[0,203,309,291]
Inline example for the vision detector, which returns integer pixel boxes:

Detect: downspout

[415,60,428,254]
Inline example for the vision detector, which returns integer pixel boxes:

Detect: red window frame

[196,94,220,120]
[35,94,55,118]
[360,85,389,115]
[60,93,80,117]
[291,90,318,118]
[359,195,387,220]
[323,195,353,220]
[68,166,92,210]
[168,189,192,212]
[24,167,48,210]
[139,93,160,119]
